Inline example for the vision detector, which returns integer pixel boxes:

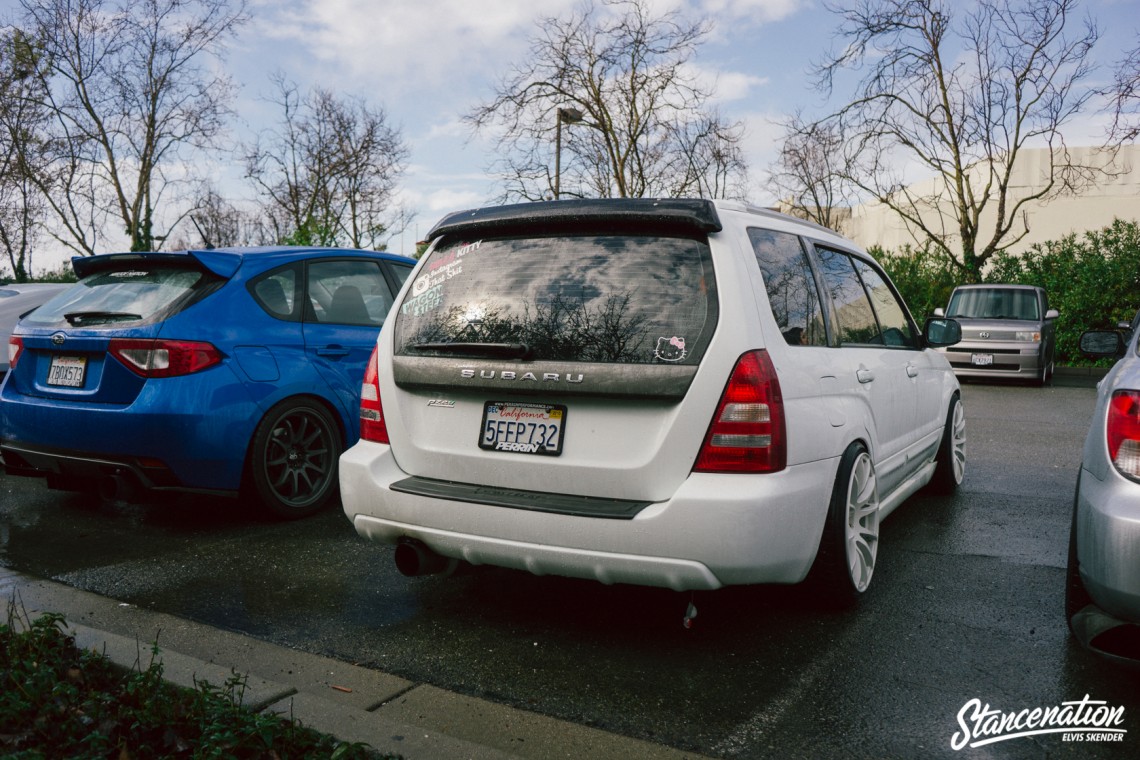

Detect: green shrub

[874,243,963,323]
[875,219,1140,366]
[0,604,394,759]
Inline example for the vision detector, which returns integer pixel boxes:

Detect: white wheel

[844,450,879,593]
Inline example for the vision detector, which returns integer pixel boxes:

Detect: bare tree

[0,26,49,279]
[244,74,410,250]
[814,0,1100,281]
[1105,35,1140,145]
[768,115,853,233]
[467,0,748,201]
[17,0,247,255]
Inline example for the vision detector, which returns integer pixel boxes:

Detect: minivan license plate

[47,355,87,387]
[479,401,566,456]
[971,354,994,367]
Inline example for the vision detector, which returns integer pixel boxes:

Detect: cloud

[248,0,578,94]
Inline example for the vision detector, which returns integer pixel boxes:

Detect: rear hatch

[6,253,227,405]
[383,200,723,503]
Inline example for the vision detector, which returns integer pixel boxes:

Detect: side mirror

[925,317,961,348]
[933,307,945,318]
[1079,330,1126,359]
[1045,309,1059,320]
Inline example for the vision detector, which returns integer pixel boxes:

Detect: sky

[5,0,1140,263]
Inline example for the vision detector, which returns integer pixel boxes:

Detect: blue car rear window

[21,266,207,328]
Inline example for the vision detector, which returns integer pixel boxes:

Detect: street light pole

[554,107,583,200]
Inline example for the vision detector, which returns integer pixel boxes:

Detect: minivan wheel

[930,395,965,494]
[247,399,342,520]
[808,441,879,607]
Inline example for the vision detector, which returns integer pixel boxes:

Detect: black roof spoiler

[426,198,723,242]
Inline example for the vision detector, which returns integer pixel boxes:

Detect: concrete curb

[1,568,705,759]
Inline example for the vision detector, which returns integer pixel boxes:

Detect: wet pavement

[3,380,1139,758]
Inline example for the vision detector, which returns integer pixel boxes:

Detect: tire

[1065,471,1093,629]
[247,398,342,520]
[808,441,880,608]
[930,395,966,494]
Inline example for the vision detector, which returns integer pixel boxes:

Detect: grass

[0,601,398,759]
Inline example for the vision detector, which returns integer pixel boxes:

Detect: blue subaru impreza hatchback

[1,246,414,519]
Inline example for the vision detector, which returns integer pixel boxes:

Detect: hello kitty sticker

[654,336,687,362]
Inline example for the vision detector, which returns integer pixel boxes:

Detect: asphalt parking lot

[2,378,1138,758]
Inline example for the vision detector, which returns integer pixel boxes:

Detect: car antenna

[190,215,215,250]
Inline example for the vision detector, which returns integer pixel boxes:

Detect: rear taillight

[1107,390,1140,479]
[109,339,222,378]
[8,336,23,369]
[359,345,389,444]
[694,349,786,473]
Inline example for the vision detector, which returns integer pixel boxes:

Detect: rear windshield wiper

[412,342,531,359]
[64,310,143,326]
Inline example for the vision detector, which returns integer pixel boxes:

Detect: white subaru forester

[340,199,965,605]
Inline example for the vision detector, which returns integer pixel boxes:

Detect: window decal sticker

[654,335,687,362]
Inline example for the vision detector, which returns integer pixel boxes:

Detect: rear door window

[307,260,394,326]
[395,234,717,364]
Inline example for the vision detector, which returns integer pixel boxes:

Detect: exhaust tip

[394,538,451,577]
[99,472,138,502]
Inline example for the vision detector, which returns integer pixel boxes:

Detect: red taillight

[108,339,222,378]
[1107,390,1140,479]
[694,349,786,473]
[359,345,389,444]
[8,336,24,369]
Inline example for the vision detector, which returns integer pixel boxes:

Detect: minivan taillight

[694,349,786,473]
[109,339,221,378]
[8,336,23,369]
[1107,390,1140,479]
[359,345,389,444]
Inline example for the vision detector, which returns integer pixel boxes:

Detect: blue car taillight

[7,336,24,369]
[109,338,222,378]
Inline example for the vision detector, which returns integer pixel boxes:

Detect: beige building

[840,144,1140,254]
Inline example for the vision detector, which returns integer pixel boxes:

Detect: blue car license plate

[479,401,566,456]
[47,355,87,387]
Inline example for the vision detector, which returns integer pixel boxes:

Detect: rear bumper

[1075,467,1140,625]
[340,440,839,591]
[0,366,257,491]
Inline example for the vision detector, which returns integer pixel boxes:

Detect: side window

[815,247,881,346]
[307,260,393,326]
[386,262,413,292]
[249,265,300,321]
[749,228,827,346]
[850,258,917,348]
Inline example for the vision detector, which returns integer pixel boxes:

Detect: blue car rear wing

[72,250,244,280]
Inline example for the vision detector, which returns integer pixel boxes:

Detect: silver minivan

[934,283,1058,385]
[340,199,964,606]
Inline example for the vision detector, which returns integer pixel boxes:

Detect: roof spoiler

[71,249,244,280]
[426,198,723,242]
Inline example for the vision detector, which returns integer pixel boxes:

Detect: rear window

[947,288,1041,321]
[395,234,717,364]
[21,265,211,328]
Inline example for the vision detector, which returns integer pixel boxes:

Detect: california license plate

[971,354,994,367]
[479,401,566,456]
[47,355,87,387]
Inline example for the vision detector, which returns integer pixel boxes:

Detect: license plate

[971,354,994,367]
[47,355,87,387]
[479,401,566,456]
